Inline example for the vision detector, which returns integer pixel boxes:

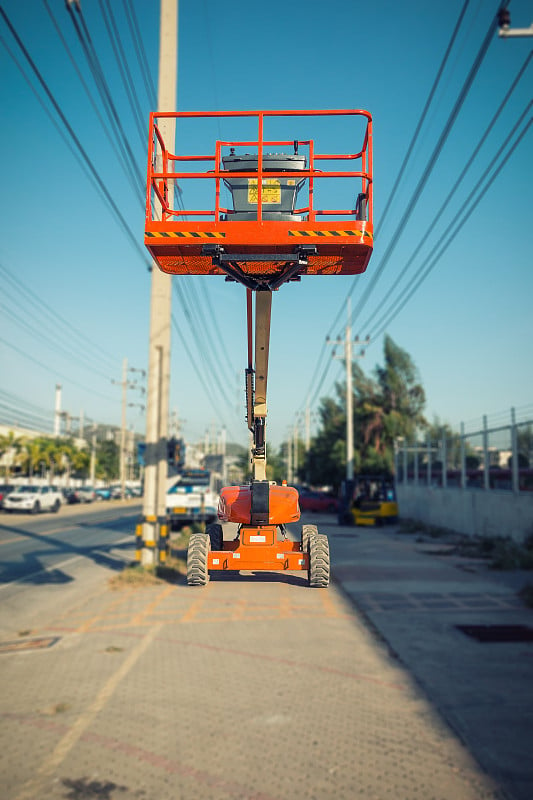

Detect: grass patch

[109,554,187,590]
[398,519,533,571]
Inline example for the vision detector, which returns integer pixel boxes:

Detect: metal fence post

[511,407,519,494]
[403,440,408,484]
[460,422,466,489]
[442,435,447,489]
[483,415,490,490]
[427,435,431,486]
[414,442,419,485]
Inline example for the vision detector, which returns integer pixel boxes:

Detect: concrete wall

[396,484,533,542]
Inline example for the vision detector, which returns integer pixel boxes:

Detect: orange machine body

[218,484,300,525]
[207,527,307,573]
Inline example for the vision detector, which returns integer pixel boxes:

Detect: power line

[378,0,472,237]
[42,0,144,207]
[370,110,532,339]
[98,0,147,150]
[122,0,157,109]
[0,335,117,403]
[348,3,504,331]
[0,6,150,266]
[64,0,145,199]
[359,50,532,336]
[171,313,240,442]
[0,260,118,371]
[300,1,514,418]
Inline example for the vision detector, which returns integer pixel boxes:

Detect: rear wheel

[32,501,41,515]
[206,523,223,551]
[308,533,330,588]
[52,499,60,513]
[187,532,210,585]
[301,524,318,555]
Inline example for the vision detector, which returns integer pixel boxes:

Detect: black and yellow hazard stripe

[135,518,170,562]
[289,229,373,241]
[145,231,225,239]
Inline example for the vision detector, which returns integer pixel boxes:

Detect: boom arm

[246,288,272,481]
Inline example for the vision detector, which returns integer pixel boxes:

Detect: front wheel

[206,523,223,551]
[32,501,41,515]
[187,532,211,585]
[308,533,330,588]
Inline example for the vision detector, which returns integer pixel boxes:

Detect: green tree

[304,335,427,488]
[303,396,347,490]
[0,430,23,478]
[96,440,119,481]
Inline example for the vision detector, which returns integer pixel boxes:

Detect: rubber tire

[187,532,211,585]
[206,523,223,551]
[52,499,60,513]
[301,524,318,555]
[308,532,330,588]
[32,501,41,515]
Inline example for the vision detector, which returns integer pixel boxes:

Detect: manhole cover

[0,636,60,654]
[456,624,533,643]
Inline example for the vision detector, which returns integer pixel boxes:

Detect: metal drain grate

[0,636,60,654]
[456,624,533,643]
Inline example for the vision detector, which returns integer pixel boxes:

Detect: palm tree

[0,430,23,478]
[20,440,47,483]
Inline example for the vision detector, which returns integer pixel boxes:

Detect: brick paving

[0,558,503,800]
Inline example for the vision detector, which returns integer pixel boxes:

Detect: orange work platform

[144,109,373,285]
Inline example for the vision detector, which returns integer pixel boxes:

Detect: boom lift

[144,109,374,586]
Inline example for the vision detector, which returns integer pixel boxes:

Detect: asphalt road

[0,501,141,638]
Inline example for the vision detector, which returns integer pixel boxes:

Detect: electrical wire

[172,281,236,411]
[0,335,117,403]
[41,0,143,207]
[299,1,514,421]
[347,2,505,333]
[122,0,157,109]
[370,111,532,339]
[378,0,472,237]
[0,299,115,381]
[0,7,149,267]
[0,261,118,371]
[359,50,532,336]
[98,0,147,149]
[64,0,145,198]
[171,313,240,442]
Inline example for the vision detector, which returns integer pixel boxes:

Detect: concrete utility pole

[90,423,97,485]
[113,358,145,500]
[54,384,62,436]
[140,0,178,566]
[327,298,369,481]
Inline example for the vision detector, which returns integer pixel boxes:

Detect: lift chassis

[144,109,375,586]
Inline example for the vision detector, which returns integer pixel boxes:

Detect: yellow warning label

[248,178,281,205]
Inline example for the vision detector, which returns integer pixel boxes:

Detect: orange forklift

[144,109,374,586]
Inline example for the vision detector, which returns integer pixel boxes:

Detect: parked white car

[2,485,63,514]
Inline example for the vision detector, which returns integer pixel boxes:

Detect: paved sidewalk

[1,514,531,799]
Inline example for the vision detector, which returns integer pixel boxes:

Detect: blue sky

[0,0,531,453]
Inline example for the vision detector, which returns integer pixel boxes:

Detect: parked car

[298,488,339,514]
[3,485,63,514]
[95,487,112,501]
[76,486,96,503]
[0,484,15,509]
[61,488,80,504]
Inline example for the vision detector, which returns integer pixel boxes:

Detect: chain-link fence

[395,408,533,494]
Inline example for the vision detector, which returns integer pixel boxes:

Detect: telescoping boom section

[144,109,373,285]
